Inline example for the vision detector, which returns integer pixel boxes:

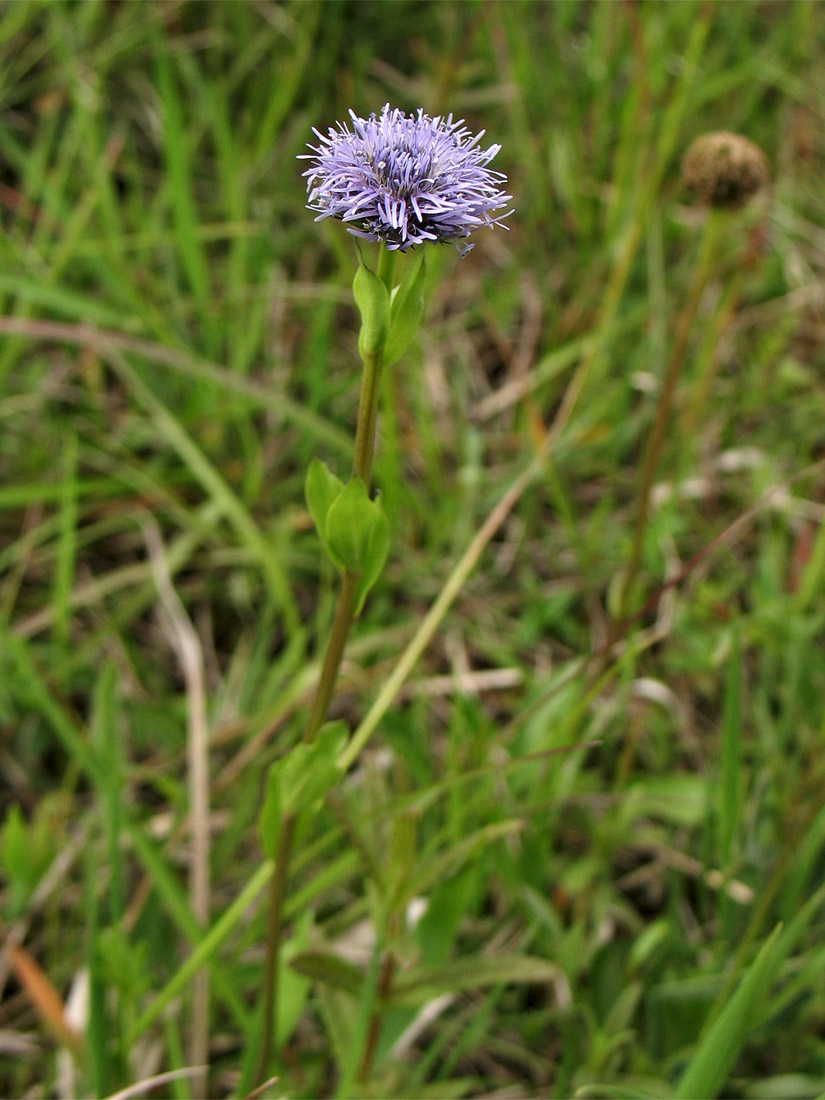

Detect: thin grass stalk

[549,1,713,449]
[682,221,765,443]
[142,516,211,1094]
[357,945,397,1084]
[338,448,547,771]
[616,208,721,618]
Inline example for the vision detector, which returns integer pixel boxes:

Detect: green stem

[353,248,396,484]
[352,348,384,485]
[303,571,359,744]
[357,947,396,1084]
[304,249,395,748]
[255,245,395,1083]
[256,814,295,1083]
[682,208,766,443]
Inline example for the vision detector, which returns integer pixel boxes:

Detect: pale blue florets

[302,104,512,253]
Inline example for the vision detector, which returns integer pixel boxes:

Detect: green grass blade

[154,42,218,356]
[674,925,784,1099]
[6,632,250,1032]
[718,622,742,873]
[127,860,274,1043]
[52,430,78,647]
[107,351,300,632]
[90,662,125,924]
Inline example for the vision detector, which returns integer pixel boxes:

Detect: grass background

[2,0,825,1097]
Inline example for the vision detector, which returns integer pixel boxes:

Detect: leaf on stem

[385,251,426,368]
[674,924,785,1099]
[324,478,390,614]
[288,949,363,995]
[389,953,565,1005]
[306,458,345,548]
[306,464,390,614]
[258,721,348,857]
[353,261,390,358]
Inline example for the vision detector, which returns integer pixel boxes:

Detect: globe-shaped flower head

[302,104,512,253]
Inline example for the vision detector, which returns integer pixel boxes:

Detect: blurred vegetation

[1,1,825,1097]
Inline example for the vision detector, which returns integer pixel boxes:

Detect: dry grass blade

[103,1066,209,1100]
[5,941,84,1053]
[141,515,210,1090]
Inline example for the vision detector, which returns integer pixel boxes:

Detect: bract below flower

[302,104,512,253]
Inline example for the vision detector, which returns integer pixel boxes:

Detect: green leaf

[622,774,707,829]
[282,721,348,816]
[305,458,345,549]
[387,807,417,905]
[385,251,426,367]
[0,805,30,916]
[324,478,390,612]
[288,949,363,995]
[128,861,273,1043]
[404,819,523,904]
[390,954,565,1005]
[306,467,391,604]
[324,476,372,572]
[352,503,390,615]
[258,762,283,858]
[258,722,348,857]
[96,926,152,1003]
[718,622,742,870]
[674,924,785,1099]
[0,801,56,918]
[416,867,479,968]
[353,261,390,357]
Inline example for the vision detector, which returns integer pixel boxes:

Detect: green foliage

[0,804,55,918]
[3,1,825,1097]
[325,479,390,613]
[306,461,391,614]
[385,252,427,367]
[259,721,347,857]
[306,457,347,549]
[674,925,786,1099]
[354,260,391,358]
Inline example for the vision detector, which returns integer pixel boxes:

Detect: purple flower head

[301,104,512,253]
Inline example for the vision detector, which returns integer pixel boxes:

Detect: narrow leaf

[305,458,345,553]
[280,720,347,817]
[718,622,742,870]
[391,954,564,1005]
[353,261,390,357]
[324,477,386,579]
[128,861,274,1043]
[52,431,78,646]
[288,950,363,995]
[674,924,785,1099]
[352,496,390,615]
[258,765,282,859]
[260,722,348,856]
[385,251,426,367]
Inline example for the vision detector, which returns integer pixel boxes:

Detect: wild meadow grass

[2,1,825,1097]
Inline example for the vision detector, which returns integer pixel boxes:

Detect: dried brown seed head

[681,132,769,209]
